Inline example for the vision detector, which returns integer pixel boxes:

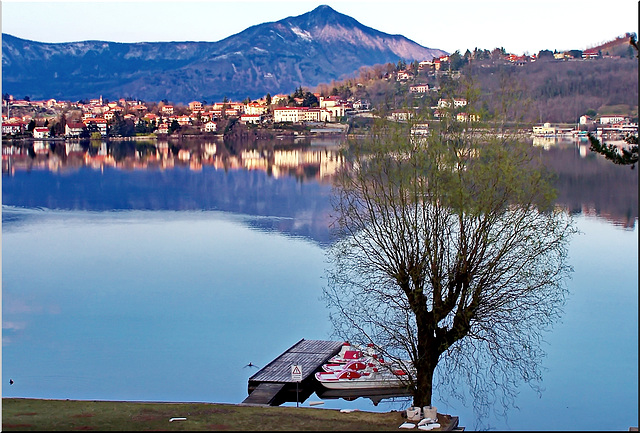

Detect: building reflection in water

[2,136,637,229]
[2,138,345,182]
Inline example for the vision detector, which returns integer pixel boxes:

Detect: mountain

[1,5,447,103]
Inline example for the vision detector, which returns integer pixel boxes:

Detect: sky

[1,0,638,56]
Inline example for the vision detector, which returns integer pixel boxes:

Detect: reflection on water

[2,137,344,181]
[2,136,637,230]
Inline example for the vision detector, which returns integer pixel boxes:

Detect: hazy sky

[1,0,637,55]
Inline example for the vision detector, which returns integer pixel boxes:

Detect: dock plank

[249,339,344,383]
[241,383,286,405]
[245,339,344,405]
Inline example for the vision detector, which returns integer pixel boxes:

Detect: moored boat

[321,359,370,373]
[327,342,380,364]
[314,367,410,390]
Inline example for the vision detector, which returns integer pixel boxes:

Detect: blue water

[2,141,638,430]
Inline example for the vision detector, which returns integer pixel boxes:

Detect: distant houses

[533,117,637,137]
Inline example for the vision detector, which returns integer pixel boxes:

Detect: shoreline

[1,397,463,431]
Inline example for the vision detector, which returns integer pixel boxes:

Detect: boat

[314,366,410,390]
[321,359,370,373]
[318,340,414,390]
[327,342,380,364]
[327,342,364,364]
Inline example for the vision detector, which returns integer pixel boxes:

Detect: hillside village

[2,33,638,141]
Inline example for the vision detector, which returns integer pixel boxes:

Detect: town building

[203,121,217,132]
[65,122,86,137]
[32,127,50,139]
[2,120,25,135]
[244,102,269,115]
[410,84,430,93]
[319,96,343,109]
[599,115,627,124]
[189,101,203,112]
[274,107,304,123]
[580,115,595,126]
[437,98,468,108]
[532,122,557,136]
[83,118,108,136]
[240,114,262,125]
[456,112,480,122]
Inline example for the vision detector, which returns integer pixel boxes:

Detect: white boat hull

[315,371,409,390]
[316,376,408,390]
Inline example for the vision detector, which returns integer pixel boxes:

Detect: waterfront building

[32,127,50,139]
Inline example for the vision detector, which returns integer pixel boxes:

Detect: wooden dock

[242,339,344,406]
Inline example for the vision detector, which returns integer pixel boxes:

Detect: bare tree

[323,84,576,421]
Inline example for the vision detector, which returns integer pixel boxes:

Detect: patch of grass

[1,398,459,431]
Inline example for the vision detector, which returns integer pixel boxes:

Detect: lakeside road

[1,398,462,431]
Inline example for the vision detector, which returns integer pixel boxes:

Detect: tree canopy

[323,88,576,424]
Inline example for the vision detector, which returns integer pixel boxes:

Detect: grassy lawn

[2,398,458,431]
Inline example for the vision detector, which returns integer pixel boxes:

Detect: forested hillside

[468,57,638,124]
[312,38,637,125]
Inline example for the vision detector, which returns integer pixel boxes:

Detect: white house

[456,112,480,122]
[240,114,262,125]
[32,127,50,139]
[2,121,25,135]
[156,123,170,134]
[396,71,412,81]
[176,115,192,126]
[274,107,304,123]
[532,122,556,136]
[437,98,468,108]
[410,84,430,93]
[390,110,414,121]
[579,115,595,126]
[203,121,217,132]
[189,101,203,112]
[319,96,343,109]
[65,122,85,137]
[599,115,626,124]
[352,99,371,110]
[244,102,268,115]
[324,105,345,120]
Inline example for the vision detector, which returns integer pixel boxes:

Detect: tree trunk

[413,356,436,407]
[412,317,438,407]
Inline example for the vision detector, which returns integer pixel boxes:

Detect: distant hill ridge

[585,32,636,53]
[1,5,447,103]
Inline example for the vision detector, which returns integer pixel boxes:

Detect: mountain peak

[289,4,359,28]
[311,4,336,13]
[2,6,447,103]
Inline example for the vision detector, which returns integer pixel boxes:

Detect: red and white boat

[327,342,380,364]
[315,366,410,390]
[321,359,370,373]
[317,341,413,390]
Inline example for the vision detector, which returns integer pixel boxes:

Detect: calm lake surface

[2,137,638,430]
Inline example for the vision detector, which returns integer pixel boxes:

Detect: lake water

[2,137,638,430]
